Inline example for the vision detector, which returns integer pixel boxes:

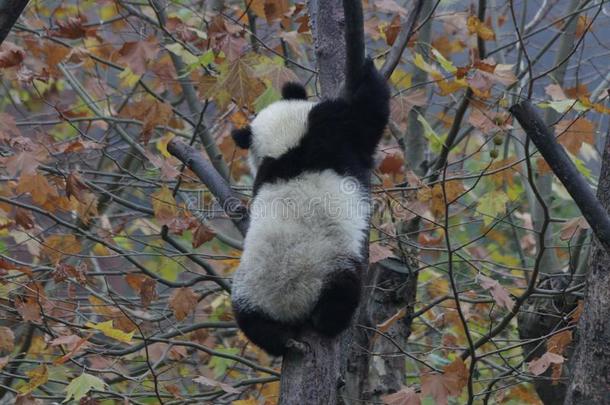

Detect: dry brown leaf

[169,287,199,321]
[0,327,15,352]
[193,375,241,394]
[555,118,595,155]
[379,153,405,175]
[528,352,564,376]
[117,37,160,75]
[369,243,394,264]
[16,173,59,205]
[477,274,514,310]
[0,42,25,68]
[192,223,216,248]
[382,386,421,405]
[560,217,590,240]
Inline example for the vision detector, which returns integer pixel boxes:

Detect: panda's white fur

[230,60,390,355]
[232,169,369,322]
[247,100,315,176]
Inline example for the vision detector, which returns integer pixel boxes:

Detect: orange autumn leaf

[169,287,199,321]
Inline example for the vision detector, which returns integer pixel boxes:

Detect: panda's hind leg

[233,303,300,356]
[311,266,361,336]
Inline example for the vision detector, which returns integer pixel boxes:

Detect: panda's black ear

[231,126,252,149]
[281,82,307,100]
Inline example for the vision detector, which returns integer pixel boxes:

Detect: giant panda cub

[231,59,390,356]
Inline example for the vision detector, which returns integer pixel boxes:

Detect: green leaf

[209,348,239,377]
[477,190,509,226]
[431,48,456,74]
[165,43,199,65]
[417,114,446,153]
[538,99,587,113]
[64,373,106,403]
[253,86,281,113]
[572,155,592,179]
[198,49,215,66]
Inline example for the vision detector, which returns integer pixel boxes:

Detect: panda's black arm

[347,59,391,154]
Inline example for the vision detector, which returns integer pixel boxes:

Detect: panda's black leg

[233,305,299,356]
[310,267,361,336]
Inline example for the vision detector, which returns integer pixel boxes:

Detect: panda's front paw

[285,338,309,355]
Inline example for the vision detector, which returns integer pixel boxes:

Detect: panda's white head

[231,83,315,175]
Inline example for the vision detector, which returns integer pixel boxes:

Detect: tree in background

[0,0,609,404]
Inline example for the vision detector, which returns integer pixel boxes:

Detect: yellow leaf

[42,234,81,264]
[467,15,496,41]
[119,67,141,87]
[390,68,412,89]
[233,399,258,405]
[157,133,175,158]
[18,365,48,394]
[85,320,134,343]
[16,173,58,205]
[151,186,177,225]
[477,190,509,226]
[92,243,111,256]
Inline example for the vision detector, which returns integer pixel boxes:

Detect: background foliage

[0,0,609,403]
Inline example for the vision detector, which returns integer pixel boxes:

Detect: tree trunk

[564,132,610,404]
[278,0,347,403]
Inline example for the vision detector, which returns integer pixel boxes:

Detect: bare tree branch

[166,139,249,236]
[510,101,610,252]
[379,0,426,80]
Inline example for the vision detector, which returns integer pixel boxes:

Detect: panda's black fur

[231,59,390,356]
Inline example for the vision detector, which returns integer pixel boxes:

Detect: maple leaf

[120,98,173,144]
[52,15,92,39]
[193,375,241,394]
[117,38,160,75]
[151,186,178,225]
[477,273,514,310]
[547,330,573,356]
[545,84,567,101]
[252,55,300,92]
[379,153,405,175]
[369,243,394,264]
[169,287,199,321]
[0,112,21,140]
[377,307,407,334]
[192,223,216,248]
[63,373,106,403]
[85,320,135,343]
[421,358,468,405]
[42,234,81,265]
[5,151,41,177]
[18,365,48,394]
[382,386,421,405]
[263,0,290,22]
[16,173,59,205]
[466,15,496,40]
[560,216,590,240]
[0,327,15,352]
[66,171,91,203]
[477,190,509,226]
[15,297,42,323]
[0,42,25,68]
[211,58,265,109]
[555,118,595,155]
[528,352,564,376]
[125,274,158,307]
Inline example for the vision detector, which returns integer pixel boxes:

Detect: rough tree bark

[0,0,29,46]
[278,0,352,403]
[564,124,610,404]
